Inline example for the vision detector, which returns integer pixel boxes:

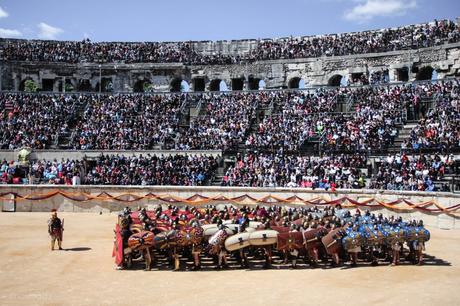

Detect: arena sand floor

[0,212,459,306]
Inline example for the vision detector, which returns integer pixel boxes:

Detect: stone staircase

[51,98,89,149]
[390,121,418,152]
[210,154,236,186]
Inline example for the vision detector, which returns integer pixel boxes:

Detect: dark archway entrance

[133,79,152,93]
[19,78,33,91]
[96,77,113,92]
[248,76,262,90]
[288,77,302,89]
[231,78,244,91]
[397,67,409,82]
[170,78,182,92]
[416,66,434,81]
[42,79,54,91]
[193,78,205,92]
[78,79,92,92]
[209,79,222,91]
[328,75,343,87]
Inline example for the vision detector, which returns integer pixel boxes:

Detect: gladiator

[48,209,63,251]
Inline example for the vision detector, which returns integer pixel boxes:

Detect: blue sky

[0,0,458,42]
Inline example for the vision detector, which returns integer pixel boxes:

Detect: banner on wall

[0,189,460,217]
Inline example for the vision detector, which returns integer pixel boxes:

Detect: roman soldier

[48,209,63,250]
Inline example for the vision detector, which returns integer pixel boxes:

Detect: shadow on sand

[64,247,92,252]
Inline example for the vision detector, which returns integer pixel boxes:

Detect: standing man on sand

[48,209,63,250]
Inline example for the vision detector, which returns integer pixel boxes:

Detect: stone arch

[298,79,306,89]
[19,77,33,91]
[133,79,152,93]
[193,78,205,92]
[416,66,434,81]
[258,80,266,90]
[288,77,305,89]
[219,80,228,91]
[328,74,343,87]
[170,78,182,92]
[209,79,222,91]
[231,77,244,91]
[248,76,262,90]
[96,78,113,92]
[181,80,190,92]
[78,79,92,92]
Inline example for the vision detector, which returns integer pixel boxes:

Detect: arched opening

[431,70,438,81]
[64,79,74,92]
[133,79,152,93]
[219,80,228,91]
[209,79,222,91]
[416,66,434,81]
[298,79,306,89]
[248,76,261,90]
[328,75,343,87]
[78,79,92,92]
[181,80,190,92]
[19,78,33,91]
[258,80,266,90]
[396,67,409,82]
[170,78,182,92]
[288,77,301,89]
[193,78,205,92]
[42,79,54,92]
[96,78,113,92]
[231,78,244,91]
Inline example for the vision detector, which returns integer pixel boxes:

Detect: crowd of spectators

[175,92,257,150]
[245,88,340,151]
[222,152,458,192]
[1,80,458,152]
[249,19,459,61]
[84,154,219,186]
[221,152,368,189]
[0,158,82,184]
[246,85,405,152]
[1,19,458,64]
[1,79,459,152]
[405,79,460,151]
[369,153,457,191]
[0,93,80,149]
[70,94,182,150]
[2,152,458,192]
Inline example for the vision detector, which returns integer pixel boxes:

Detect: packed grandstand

[0,19,459,192]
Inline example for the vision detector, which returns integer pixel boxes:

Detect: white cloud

[0,6,9,18]
[344,0,417,21]
[37,22,63,39]
[0,28,22,38]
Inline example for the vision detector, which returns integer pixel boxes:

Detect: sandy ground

[0,212,459,306]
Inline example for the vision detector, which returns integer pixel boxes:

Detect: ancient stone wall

[2,42,459,92]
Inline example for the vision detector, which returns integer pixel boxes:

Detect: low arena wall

[0,185,459,229]
[0,150,222,161]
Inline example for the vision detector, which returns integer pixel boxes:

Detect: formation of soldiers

[113,204,430,271]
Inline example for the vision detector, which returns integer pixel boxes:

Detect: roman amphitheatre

[0,12,460,306]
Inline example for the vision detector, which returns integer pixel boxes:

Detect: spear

[61,218,65,242]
